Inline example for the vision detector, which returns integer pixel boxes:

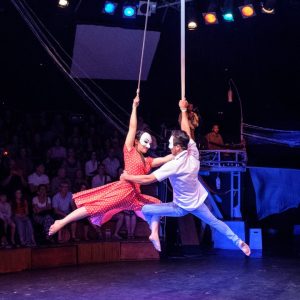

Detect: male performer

[121,99,251,256]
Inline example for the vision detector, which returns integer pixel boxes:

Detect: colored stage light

[261,0,276,14]
[103,2,117,15]
[58,0,69,8]
[222,13,234,22]
[123,5,137,18]
[203,12,218,25]
[239,4,256,18]
[187,21,198,30]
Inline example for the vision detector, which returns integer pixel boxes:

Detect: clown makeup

[168,136,174,149]
[139,132,152,149]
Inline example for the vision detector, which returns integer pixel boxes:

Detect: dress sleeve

[145,156,154,173]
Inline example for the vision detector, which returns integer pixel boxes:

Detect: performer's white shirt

[153,139,208,211]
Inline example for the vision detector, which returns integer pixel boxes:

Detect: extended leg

[49,207,89,236]
[142,203,187,252]
[192,204,251,256]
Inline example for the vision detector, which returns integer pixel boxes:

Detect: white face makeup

[168,136,174,149]
[139,132,152,149]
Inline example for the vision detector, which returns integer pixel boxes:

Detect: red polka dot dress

[73,146,160,226]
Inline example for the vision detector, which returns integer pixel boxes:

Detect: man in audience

[52,181,78,242]
[28,163,50,194]
[102,148,121,181]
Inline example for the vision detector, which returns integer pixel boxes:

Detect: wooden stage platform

[0,240,159,274]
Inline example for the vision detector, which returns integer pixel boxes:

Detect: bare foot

[238,240,251,256]
[49,220,64,236]
[149,234,161,252]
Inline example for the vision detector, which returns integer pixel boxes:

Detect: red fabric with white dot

[73,145,160,226]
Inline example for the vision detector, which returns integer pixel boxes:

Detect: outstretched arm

[179,99,191,138]
[120,171,157,185]
[151,154,174,168]
[125,96,140,151]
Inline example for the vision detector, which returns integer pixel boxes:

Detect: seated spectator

[12,189,36,247]
[91,164,111,188]
[205,124,225,150]
[47,137,67,175]
[52,182,78,242]
[84,151,99,183]
[15,147,33,178]
[32,184,54,244]
[102,148,121,181]
[72,169,88,193]
[62,148,81,183]
[0,193,16,247]
[50,167,71,196]
[124,210,136,240]
[1,158,28,197]
[28,163,50,194]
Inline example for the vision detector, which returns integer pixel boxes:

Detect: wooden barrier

[77,242,120,265]
[120,241,159,261]
[0,240,159,274]
[31,245,77,269]
[0,248,31,273]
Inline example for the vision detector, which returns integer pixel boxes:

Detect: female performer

[49,96,172,251]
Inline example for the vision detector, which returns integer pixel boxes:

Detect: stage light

[261,0,276,14]
[103,1,117,15]
[123,5,137,18]
[239,4,256,18]
[58,0,69,8]
[203,12,218,25]
[222,13,234,22]
[222,0,234,22]
[187,21,197,30]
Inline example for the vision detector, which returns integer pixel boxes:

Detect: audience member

[84,151,99,183]
[52,182,78,242]
[91,164,111,188]
[0,193,16,247]
[12,189,36,247]
[205,124,225,150]
[102,148,121,181]
[32,184,54,243]
[50,167,71,196]
[62,148,81,183]
[28,163,50,194]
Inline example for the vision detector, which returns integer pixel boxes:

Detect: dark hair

[171,130,190,150]
[135,130,149,140]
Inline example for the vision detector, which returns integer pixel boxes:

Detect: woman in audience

[32,184,54,243]
[12,189,36,247]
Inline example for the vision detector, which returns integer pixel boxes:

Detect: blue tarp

[249,167,300,219]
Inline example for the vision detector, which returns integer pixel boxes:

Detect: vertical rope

[137,0,151,97]
[180,0,185,100]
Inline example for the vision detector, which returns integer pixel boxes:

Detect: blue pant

[142,202,241,247]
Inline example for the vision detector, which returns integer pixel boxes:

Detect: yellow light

[187,21,197,30]
[241,5,254,17]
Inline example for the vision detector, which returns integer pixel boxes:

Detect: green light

[223,13,234,22]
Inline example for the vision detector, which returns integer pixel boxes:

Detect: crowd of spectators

[0,109,157,248]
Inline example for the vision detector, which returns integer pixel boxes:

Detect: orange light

[239,4,256,18]
[241,5,254,17]
[203,13,218,25]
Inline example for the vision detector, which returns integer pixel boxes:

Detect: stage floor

[1,250,299,300]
